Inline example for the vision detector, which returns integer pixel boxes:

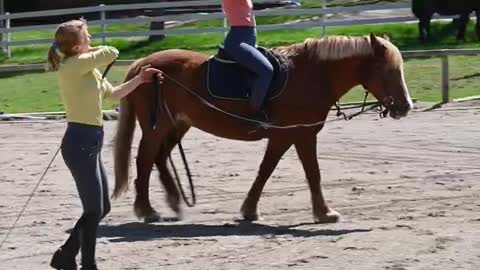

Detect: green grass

[341,56,480,102]
[300,0,408,8]
[3,20,480,65]
[1,5,480,113]
[1,55,479,113]
[0,66,127,113]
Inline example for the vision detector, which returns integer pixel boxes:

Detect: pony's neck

[331,57,368,101]
[283,37,373,104]
[296,54,369,102]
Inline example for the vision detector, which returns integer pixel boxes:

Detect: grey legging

[60,122,110,268]
[224,26,274,110]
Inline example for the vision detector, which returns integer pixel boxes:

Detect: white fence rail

[0,0,415,57]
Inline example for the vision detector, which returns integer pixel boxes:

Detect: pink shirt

[222,0,256,27]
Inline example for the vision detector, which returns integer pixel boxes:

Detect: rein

[334,91,370,120]
[159,71,389,129]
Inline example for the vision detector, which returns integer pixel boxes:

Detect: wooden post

[441,56,449,103]
[0,0,4,54]
[5,12,10,58]
[223,17,227,38]
[100,4,106,44]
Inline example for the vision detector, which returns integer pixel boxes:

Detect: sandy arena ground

[0,103,479,270]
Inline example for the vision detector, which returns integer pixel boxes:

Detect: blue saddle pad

[206,46,289,101]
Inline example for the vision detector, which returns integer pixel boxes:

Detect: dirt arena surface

[0,103,479,270]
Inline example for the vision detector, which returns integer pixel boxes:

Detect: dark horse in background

[112,34,414,224]
[412,0,480,42]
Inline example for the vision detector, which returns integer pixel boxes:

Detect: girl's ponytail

[47,19,86,71]
[47,43,63,71]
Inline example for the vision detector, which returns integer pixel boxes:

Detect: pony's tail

[112,97,135,198]
[112,60,143,198]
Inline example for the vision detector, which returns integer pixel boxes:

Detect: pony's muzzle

[390,102,411,119]
[383,96,411,119]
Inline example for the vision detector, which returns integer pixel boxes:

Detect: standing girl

[47,19,162,270]
[222,0,273,122]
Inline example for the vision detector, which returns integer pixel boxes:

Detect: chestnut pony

[113,33,413,223]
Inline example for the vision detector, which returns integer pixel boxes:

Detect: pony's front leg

[240,139,292,221]
[134,132,164,223]
[295,137,340,224]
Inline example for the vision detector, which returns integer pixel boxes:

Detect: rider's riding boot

[247,102,271,128]
[248,109,270,124]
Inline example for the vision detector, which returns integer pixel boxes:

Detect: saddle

[204,46,289,101]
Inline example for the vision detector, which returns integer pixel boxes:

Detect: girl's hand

[139,64,164,83]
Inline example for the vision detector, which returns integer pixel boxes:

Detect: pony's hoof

[144,212,161,223]
[166,195,183,220]
[175,210,184,221]
[241,211,262,221]
[240,199,262,221]
[313,209,341,224]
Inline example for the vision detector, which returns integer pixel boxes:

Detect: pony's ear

[370,32,387,59]
[381,32,391,41]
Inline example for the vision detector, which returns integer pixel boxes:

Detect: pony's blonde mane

[275,35,403,67]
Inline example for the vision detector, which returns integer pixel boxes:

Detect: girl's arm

[109,65,163,100]
[75,46,119,74]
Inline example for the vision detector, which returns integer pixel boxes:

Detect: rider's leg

[224,27,274,117]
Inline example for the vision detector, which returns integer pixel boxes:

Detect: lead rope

[102,60,116,79]
[168,142,196,207]
[152,74,196,207]
[0,146,61,250]
[0,60,117,250]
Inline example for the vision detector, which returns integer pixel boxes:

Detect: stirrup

[247,110,271,129]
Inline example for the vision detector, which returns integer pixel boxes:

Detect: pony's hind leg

[475,11,480,40]
[418,16,431,42]
[154,123,190,220]
[294,136,340,224]
[134,132,164,223]
[240,139,292,221]
[456,13,470,41]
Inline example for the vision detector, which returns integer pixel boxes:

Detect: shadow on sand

[96,221,371,243]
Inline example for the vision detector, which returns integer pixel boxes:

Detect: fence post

[6,12,10,58]
[0,17,4,55]
[441,56,449,103]
[223,17,227,38]
[322,0,327,36]
[0,0,4,54]
[100,4,106,44]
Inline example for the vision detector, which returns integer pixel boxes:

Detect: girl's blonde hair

[47,19,87,71]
